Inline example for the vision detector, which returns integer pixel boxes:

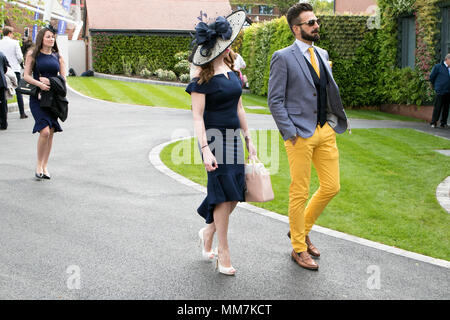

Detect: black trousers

[0,88,7,129]
[431,93,450,125]
[14,72,25,116]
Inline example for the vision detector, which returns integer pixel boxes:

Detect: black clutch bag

[16,78,39,97]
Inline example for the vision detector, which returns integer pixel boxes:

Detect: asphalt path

[0,89,449,299]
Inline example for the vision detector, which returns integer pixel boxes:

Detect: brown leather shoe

[305,235,320,257]
[291,250,318,270]
[287,232,320,257]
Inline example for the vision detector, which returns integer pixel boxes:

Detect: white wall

[68,40,86,75]
[56,35,69,75]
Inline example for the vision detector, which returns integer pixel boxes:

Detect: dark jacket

[0,51,10,88]
[429,62,450,95]
[40,75,68,121]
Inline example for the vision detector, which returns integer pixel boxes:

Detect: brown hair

[286,3,314,35]
[29,27,59,70]
[224,49,237,72]
[2,26,13,37]
[198,62,214,84]
[198,48,237,84]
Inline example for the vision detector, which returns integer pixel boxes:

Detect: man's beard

[301,28,320,42]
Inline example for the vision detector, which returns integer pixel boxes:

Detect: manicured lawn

[67,76,271,114]
[68,76,423,120]
[160,129,450,261]
[345,109,424,122]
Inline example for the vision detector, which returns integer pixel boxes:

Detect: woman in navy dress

[186,11,256,275]
[23,26,66,180]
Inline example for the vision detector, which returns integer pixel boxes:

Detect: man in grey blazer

[268,3,348,270]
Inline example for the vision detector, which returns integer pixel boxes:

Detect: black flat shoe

[20,114,28,119]
[42,173,51,180]
[35,172,44,180]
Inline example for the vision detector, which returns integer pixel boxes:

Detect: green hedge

[240,16,384,107]
[92,34,192,74]
[240,14,433,107]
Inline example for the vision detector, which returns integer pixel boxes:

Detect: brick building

[230,2,280,22]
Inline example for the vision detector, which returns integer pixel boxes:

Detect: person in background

[0,26,28,119]
[230,50,248,88]
[0,51,10,130]
[21,35,34,58]
[429,54,450,129]
[23,26,66,180]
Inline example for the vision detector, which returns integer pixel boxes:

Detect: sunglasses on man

[296,19,320,27]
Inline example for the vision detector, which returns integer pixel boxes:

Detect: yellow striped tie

[308,47,320,78]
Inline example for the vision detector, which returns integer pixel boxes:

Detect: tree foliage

[231,0,334,15]
[268,0,298,15]
[0,0,46,41]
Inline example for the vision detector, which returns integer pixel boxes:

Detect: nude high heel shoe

[198,227,215,261]
[215,253,236,276]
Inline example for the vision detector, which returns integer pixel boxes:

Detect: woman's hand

[246,139,257,161]
[38,82,50,91]
[39,77,50,86]
[202,147,218,172]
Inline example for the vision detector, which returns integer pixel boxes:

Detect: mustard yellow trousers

[284,122,340,253]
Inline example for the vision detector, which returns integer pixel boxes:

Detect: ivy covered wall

[239,0,448,107]
[240,15,381,107]
[377,0,441,105]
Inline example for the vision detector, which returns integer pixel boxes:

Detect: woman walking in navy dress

[23,26,66,180]
[186,11,256,275]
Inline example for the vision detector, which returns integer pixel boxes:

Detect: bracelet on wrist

[201,144,208,149]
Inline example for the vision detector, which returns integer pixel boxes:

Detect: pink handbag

[245,159,274,202]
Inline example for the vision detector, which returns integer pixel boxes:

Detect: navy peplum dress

[30,52,63,134]
[186,71,246,224]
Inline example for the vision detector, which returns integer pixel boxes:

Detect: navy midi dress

[186,71,246,223]
[30,52,63,134]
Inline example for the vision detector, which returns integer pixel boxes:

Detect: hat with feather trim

[192,10,246,66]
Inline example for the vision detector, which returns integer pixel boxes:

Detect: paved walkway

[0,90,448,299]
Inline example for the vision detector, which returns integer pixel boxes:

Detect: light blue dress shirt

[295,39,319,65]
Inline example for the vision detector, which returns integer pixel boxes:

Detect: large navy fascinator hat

[192,10,246,66]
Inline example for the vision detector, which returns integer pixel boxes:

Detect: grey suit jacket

[268,42,347,140]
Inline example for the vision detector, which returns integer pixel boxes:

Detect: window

[236,5,251,14]
[400,16,416,69]
[259,5,274,15]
